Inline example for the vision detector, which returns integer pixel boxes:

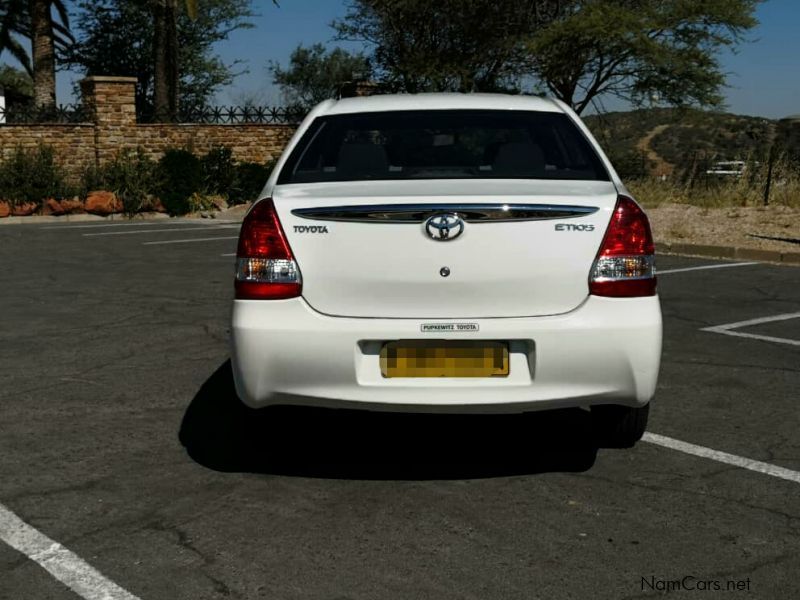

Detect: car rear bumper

[231,295,662,413]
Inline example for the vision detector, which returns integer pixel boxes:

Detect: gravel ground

[647,203,800,252]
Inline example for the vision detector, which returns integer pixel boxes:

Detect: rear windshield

[277,109,609,184]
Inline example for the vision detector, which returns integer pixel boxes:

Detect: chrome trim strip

[291,203,598,223]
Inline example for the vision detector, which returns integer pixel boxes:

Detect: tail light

[589,195,656,297]
[235,199,302,300]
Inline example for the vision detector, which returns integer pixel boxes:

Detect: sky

[3,0,800,118]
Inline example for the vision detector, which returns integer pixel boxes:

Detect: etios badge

[425,213,464,241]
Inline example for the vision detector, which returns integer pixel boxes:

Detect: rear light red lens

[596,195,655,257]
[237,199,293,258]
[235,199,302,300]
[235,279,301,300]
[589,275,656,297]
[589,195,657,297]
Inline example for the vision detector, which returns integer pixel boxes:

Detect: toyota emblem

[425,213,464,241]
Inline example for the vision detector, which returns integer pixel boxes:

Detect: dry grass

[644,203,800,253]
[627,159,800,210]
[626,160,800,253]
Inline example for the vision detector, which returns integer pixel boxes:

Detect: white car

[231,93,662,447]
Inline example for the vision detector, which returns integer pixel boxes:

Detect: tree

[333,0,567,93]
[526,0,761,114]
[0,0,72,108]
[334,0,760,113]
[0,64,33,107]
[30,0,73,108]
[270,44,371,108]
[152,0,180,119]
[66,0,254,118]
[151,0,277,121]
[1,0,32,74]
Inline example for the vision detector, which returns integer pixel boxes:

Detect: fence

[0,77,299,183]
[0,103,92,124]
[138,105,307,125]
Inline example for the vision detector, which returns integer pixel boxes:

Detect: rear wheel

[591,402,649,448]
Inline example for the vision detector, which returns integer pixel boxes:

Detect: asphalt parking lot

[1,218,798,600]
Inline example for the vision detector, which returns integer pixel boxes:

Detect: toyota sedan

[230,93,662,447]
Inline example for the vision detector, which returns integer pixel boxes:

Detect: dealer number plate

[380,340,509,378]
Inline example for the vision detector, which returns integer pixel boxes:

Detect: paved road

[1,219,798,600]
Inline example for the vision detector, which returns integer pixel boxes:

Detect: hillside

[582,108,776,178]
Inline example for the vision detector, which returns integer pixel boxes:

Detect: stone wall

[0,76,297,184]
[0,124,95,183]
[133,124,296,165]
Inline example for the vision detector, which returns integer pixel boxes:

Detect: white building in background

[0,84,5,125]
[705,160,747,177]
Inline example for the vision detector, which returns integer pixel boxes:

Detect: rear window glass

[277,109,609,184]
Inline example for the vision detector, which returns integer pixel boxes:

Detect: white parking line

[701,312,800,347]
[221,253,236,257]
[0,502,140,600]
[643,433,800,484]
[84,226,239,236]
[658,262,759,275]
[42,221,192,230]
[143,236,239,245]
[42,220,240,230]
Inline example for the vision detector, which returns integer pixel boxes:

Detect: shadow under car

[179,360,601,480]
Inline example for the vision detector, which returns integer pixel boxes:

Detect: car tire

[591,402,650,448]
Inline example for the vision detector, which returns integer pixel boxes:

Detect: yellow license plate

[380,340,509,378]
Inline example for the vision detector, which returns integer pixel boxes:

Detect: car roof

[319,93,564,116]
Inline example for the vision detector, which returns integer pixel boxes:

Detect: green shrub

[0,145,68,206]
[158,149,203,215]
[199,147,275,205]
[84,149,159,215]
[73,144,276,215]
[230,160,275,205]
[187,191,227,212]
[201,146,237,197]
[606,149,650,181]
[81,164,106,195]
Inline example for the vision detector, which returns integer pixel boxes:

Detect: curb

[0,212,173,225]
[657,242,800,266]
[0,208,249,225]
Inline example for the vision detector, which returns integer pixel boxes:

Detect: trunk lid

[273,179,617,318]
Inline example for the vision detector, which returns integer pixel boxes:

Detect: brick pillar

[80,76,137,166]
